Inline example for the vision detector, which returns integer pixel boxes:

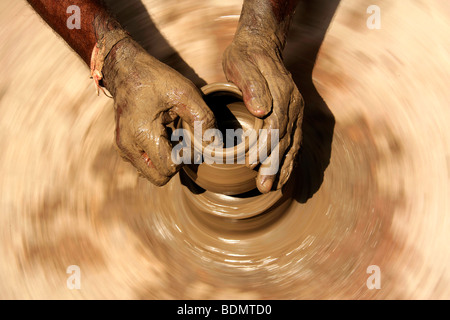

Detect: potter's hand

[223,0,303,193]
[101,37,215,186]
[26,1,215,186]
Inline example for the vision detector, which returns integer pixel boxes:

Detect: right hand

[223,32,304,193]
[102,37,216,186]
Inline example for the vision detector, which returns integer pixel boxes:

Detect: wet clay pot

[179,82,292,221]
[181,82,263,196]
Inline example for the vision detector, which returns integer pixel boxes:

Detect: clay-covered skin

[6,0,450,300]
[26,0,216,187]
[101,36,215,186]
[223,0,303,193]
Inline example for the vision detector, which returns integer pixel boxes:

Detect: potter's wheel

[1,0,450,299]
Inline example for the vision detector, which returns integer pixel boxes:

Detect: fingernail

[263,179,273,191]
[252,107,267,117]
[244,96,268,117]
[259,177,273,193]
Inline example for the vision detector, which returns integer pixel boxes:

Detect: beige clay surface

[0,0,449,299]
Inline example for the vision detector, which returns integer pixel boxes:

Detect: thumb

[223,53,272,117]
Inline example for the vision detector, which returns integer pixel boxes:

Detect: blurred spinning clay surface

[0,0,450,299]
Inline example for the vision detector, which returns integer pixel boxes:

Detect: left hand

[223,32,304,193]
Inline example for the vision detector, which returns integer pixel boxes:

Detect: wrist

[236,22,286,52]
[101,37,134,95]
[90,15,130,96]
[232,27,282,53]
[234,0,297,51]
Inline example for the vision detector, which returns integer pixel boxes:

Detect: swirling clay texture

[0,0,449,299]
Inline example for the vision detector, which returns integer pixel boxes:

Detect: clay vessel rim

[181,82,264,161]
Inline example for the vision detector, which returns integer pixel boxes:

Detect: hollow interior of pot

[179,83,262,195]
[181,84,262,165]
[204,92,254,149]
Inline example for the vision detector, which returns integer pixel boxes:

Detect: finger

[275,90,304,188]
[245,112,279,170]
[135,150,171,186]
[223,51,272,117]
[276,117,303,189]
[246,79,299,176]
[256,173,276,194]
[256,134,291,193]
[170,83,216,131]
[137,122,181,178]
[265,77,292,138]
[116,131,171,186]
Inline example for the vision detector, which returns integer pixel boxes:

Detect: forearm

[26,0,119,65]
[236,0,299,50]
